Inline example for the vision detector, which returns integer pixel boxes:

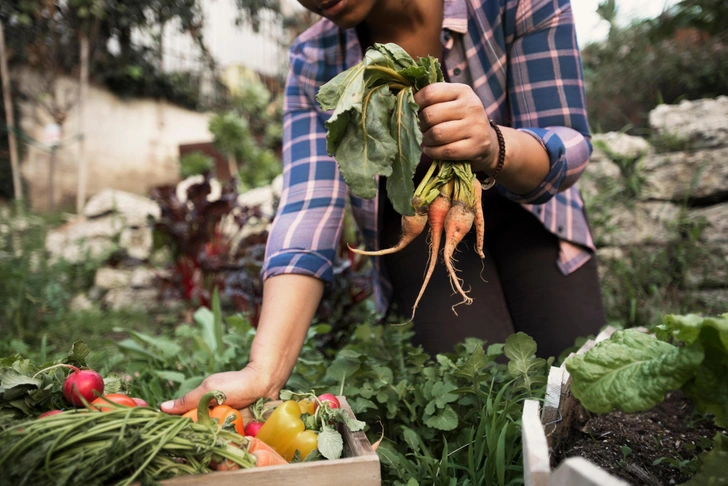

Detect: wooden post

[76,33,89,214]
[0,20,23,203]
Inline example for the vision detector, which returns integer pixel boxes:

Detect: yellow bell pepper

[255,400,318,462]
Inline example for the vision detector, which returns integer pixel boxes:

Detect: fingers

[160,385,206,415]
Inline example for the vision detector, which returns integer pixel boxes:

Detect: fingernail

[160,401,173,411]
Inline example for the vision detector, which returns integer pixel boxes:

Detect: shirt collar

[443,0,468,34]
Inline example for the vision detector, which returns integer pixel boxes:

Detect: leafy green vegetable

[316,43,443,216]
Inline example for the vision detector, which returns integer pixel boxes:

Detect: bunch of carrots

[317,43,486,318]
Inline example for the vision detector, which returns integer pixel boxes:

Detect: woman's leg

[489,211,607,359]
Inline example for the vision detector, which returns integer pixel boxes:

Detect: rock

[650,97,728,150]
[687,203,728,244]
[130,267,156,288]
[103,287,159,312]
[578,157,622,202]
[691,289,728,311]
[641,147,728,201]
[592,132,652,160]
[70,293,94,312]
[238,186,275,219]
[685,246,728,289]
[119,226,153,260]
[595,201,681,247]
[94,267,133,290]
[84,188,161,226]
[45,215,123,264]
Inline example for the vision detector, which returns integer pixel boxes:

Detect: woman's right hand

[159,365,280,414]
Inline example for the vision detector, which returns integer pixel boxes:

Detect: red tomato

[91,394,138,412]
[315,393,340,411]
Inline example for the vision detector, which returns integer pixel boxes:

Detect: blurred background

[0,0,726,360]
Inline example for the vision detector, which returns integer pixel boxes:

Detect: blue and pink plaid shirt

[262,0,596,315]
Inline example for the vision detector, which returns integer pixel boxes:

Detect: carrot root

[472,178,485,260]
[348,211,427,256]
[443,202,475,311]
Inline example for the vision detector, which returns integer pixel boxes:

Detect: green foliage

[584,2,728,133]
[179,151,214,179]
[317,43,443,216]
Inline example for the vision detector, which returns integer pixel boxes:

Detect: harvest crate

[160,396,381,486]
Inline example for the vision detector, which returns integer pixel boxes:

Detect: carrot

[349,200,428,256]
[409,190,450,320]
[472,178,485,260]
[443,200,476,313]
[252,449,289,467]
[246,436,282,455]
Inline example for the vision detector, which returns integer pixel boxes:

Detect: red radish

[244,421,265,437]
[62,366,105,407]
[315,393,340,411]
[38,410,63,419]
[132,397,149,407]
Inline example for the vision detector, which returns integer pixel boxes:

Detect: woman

[161,0,605,415]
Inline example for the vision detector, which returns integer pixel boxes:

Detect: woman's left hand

[414,82,498,173]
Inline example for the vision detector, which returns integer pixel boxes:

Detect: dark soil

[551,391,725,485]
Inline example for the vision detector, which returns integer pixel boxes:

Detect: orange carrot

[409,191,450,320]
[349,206,427,256]
[252,449,289,467]
[472,178,485,260]
[246,436,282,456]
[443,201,476,312]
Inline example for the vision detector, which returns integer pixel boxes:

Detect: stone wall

[580,96,728,316]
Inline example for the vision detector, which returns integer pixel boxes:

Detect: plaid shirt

[263,0,595,315]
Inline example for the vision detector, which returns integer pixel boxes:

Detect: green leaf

[454,346,489,379]
[326,358,360,385]
[318,426,344,460]
[0,369,41,400]
[114,329,181,359]
[176,376,205,397]
[505,333,547,393]
[682,433,728,486]
[663,313,728,350]
[425,404,458,431]
[193,295,224,355]
[330,85,397,200]
[432,381,458,408]
[67,341,91,364]
[155,371,187,384]
[565,330,704,413]
[386,87,421,216]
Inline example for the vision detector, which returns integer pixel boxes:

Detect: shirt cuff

[261,249,335,284]
[496,128,567,204]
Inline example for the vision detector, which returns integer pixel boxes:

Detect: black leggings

[381,188,606,359]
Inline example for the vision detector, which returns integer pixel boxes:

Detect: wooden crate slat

[550,457,631,486]
[522,399,550,486]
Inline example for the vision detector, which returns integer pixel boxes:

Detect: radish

[63,367,104,407]
[244,421,264,437]
[132,398,150,407]
[33,363,105,407]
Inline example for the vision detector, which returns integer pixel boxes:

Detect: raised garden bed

[522,327,724,486]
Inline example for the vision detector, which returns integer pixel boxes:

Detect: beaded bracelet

[481,120,506,190]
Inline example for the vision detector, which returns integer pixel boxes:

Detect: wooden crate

[160,396,381,486]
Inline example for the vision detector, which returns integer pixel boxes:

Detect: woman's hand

[159,365,279,414]
[414,82,499,173]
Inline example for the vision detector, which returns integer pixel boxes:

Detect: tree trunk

[0,21,23,204]
[76,33,89,214]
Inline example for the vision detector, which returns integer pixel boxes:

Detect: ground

[551,391,725,485]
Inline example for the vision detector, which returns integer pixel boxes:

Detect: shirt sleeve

[500,0,592,204]
[261,41,348,285]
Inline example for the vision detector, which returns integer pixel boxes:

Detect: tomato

[315,393,340,411]
[297,398,315,415]
[91,394,138,412]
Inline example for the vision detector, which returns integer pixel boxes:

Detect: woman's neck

[363,0,444,60]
